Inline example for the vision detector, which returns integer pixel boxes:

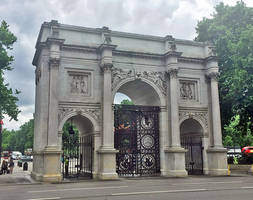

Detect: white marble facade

[32,20,228,182]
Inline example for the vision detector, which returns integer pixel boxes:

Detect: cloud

[0,0,252,130]
[2,105,34,130]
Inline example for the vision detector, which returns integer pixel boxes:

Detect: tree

[120,99,134,105]
[195,1,253,146]
[0,20,20,159]
[62,121,79,155]
[1,119,34,153]
[0,20,20,120]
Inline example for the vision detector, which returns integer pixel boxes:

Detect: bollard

[23,162,28,171]
[248,165,253,175]
[228,164,231,176]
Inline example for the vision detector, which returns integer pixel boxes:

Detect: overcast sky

[1,0,253,130]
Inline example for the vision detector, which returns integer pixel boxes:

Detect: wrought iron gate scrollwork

[114,105,160,176]
[62,134,93,179]
[181,137,203,175]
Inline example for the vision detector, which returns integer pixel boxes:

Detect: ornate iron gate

[62,134,93,179]
[181,137,203,175]
[114,105,160,176]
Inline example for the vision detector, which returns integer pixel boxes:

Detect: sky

[1,0,253,130]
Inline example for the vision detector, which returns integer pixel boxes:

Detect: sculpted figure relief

[180,82,194,100]
[70,75,88,94]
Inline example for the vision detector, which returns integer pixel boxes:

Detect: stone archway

[58,109,101,179]
[32,21,228,182]
[180,118,204,175]
[113,77,167,176]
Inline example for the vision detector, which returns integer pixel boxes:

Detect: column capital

[167,68,179,79]
[49,57,60,68]
[98,43,117,53]
[206,71,219,81]
[46,37,65,47]
[100,63,113,73]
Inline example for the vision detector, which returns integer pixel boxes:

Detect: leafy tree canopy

[195,1,253,146]
[120,99,134,105]
[0,20,20,121]
[2,119,34,153]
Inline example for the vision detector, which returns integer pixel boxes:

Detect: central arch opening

[114,79,161,176]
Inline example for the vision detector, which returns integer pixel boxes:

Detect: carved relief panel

[179,79,199,102]
[68,71,92,97]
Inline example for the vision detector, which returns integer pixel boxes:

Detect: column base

[98,172,119,180]
[97,147,119,180]
[32,146,62,183]
[164,147,188,177]
[31,171,62,183]
[206,147,228,176]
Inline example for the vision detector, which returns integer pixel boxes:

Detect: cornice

[62,44,97,53]
[58,101,101,108]
[42,21,207,46]
[113,50,163,59]
[204,55,218,63]
[179,106,208,112]
[164,51,182,58]
[178,57,205,64]
[98,43,117,53]
[32,42,47,66]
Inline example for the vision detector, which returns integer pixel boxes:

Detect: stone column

[205,60,228,176]
[159,106,168,176]
[207,72,223,147]
[97,43,119,180]
[168,69,181,147]
[32,37,64,183]
[163,47,187,177]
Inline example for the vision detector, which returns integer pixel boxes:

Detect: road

[0,175,253,200]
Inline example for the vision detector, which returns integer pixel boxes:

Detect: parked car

[11,151,22,160]
[226,146,242,157]
[242,146,253,156]
[20,155,33,162]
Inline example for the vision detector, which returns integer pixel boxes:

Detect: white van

[11,151,22,160]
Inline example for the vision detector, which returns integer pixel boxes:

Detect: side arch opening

[180,118,204,175]
[61,114,94,179]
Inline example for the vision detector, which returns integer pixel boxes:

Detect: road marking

[172,181,243,186]
[27,197,61,200]
[241,186,253,189]
[112,188,208,196]
[28,186,128,193]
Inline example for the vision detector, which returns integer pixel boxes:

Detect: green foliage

[2,119,34,153]
[120,99,134,105]
[0,20,20,120]
[195,2,253,146]
[223,115,253,147]
[62,121,79,156]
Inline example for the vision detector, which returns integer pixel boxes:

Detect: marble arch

[32,20,228,182]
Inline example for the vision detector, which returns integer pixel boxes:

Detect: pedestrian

[9,157,14,174]
[65,157,69,177]
[1,160,8,174]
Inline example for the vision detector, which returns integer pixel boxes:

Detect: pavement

[0,160,34,185]
[0,160,252,186]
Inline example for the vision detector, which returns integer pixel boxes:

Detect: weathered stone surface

[32,20,227,182]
